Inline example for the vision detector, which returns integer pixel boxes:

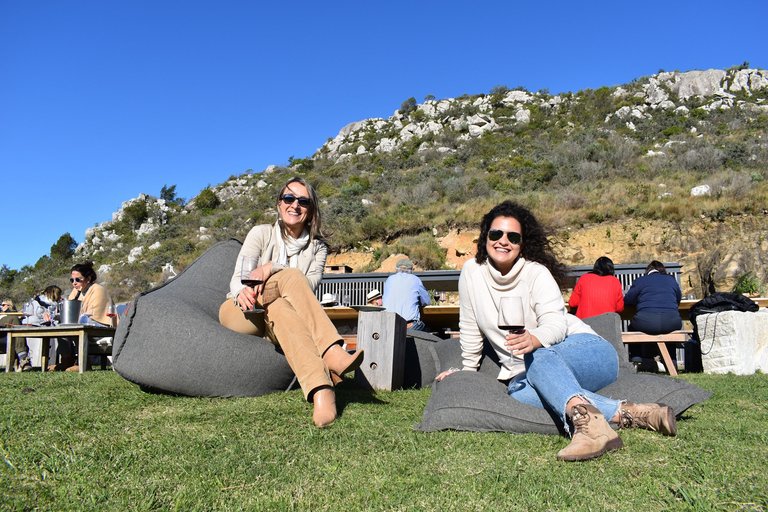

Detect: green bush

[195,188,220,212]
[731,271,765,296]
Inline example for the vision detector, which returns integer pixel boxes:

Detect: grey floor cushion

[112,239,296,398]
[414,313,713,435]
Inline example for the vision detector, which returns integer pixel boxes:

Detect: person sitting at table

[382,258,431,331]
[1,299,32,372]
[23,285,62,326]
[49,261,118,372]
[568,257,624,319]
[366,289,383,307]
[218,176,364,428]
[12,286,62,371]
[623,260,683,370]
[436,201,676,461]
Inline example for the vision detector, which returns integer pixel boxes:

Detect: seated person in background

[382,258,430,331]
[623,260,683,368]
[568,257,624,319]
[366,289,382,306]
[1,298,17,319]
[1,299,31,372]
[23,285,62,326]
[49,261,118,372]
[14,286,62,371]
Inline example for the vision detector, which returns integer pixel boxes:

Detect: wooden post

[354,311,407,391]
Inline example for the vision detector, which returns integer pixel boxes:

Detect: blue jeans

[408,319,426,331]
[507,333,621,431]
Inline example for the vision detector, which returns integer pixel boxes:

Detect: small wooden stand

[354,311,406,391]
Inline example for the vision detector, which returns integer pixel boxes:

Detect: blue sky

[2,0,766,270]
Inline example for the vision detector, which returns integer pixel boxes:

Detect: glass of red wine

[498,296,525,364]
[240,255,264,314]
[106,304,117,323]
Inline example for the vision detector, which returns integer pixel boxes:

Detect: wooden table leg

[40,337,50,372]
[78,332,87,374]
[655,342,678,376]
[5,332,14,373]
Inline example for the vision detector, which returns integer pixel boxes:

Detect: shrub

[400,97,417,116]
[194,188,220,212]
[731,271,765,296]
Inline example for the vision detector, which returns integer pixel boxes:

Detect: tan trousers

[219,268,341,400]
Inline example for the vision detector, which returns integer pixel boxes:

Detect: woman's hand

[436,368,461,381]
[504,330,543,356]
[238,262,273,311]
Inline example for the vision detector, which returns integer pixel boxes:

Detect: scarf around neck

[273,221,310,268]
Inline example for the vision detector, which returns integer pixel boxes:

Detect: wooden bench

[621,330,692,376]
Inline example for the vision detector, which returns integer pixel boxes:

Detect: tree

[400,97,417,116]
[160,184,185,207]
[50,233,77,261]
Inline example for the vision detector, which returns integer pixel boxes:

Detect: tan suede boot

[619,402,677,436]
[312,386,337,428]
[322,344,364,380]
[557,404,624,462]
[47,354,76,372]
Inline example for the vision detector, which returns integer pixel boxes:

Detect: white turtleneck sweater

[458,257,596,381]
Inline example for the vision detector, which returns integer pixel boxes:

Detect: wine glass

[22,302,32,324]
[106,304,117,323]
[498,297,525,364]
[240,255,264,314]
[498,297,525,334]
[342,293,350,307]
[47,304,58,325]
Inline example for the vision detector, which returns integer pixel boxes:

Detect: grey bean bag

[414,312,713,435]
[112,239,295,398]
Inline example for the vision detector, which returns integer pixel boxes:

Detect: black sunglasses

[70,277,85,283]
[280,194,311,208]
[488,229,522,245]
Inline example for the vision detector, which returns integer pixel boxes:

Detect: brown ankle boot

[619,402,677,436]
[47,354,76,372]
[557,404,624,462]
[312,386,337,427]
[322,344,364,378]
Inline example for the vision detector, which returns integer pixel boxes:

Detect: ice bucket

[60,300,81,325]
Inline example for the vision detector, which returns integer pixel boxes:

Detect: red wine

[241,279,263,287]
[499,325,525,334]
[106,313,117,318]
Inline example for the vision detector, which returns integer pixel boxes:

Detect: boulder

[697,309,768,375]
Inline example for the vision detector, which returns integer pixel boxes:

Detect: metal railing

[316,263,682,304]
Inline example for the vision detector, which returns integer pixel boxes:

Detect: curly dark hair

[71,261,97,283]
[475,201,569,286]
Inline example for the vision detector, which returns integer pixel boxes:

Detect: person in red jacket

[568,257,624,319]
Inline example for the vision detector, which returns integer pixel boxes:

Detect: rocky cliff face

[329,214,768,298]
[318,68,768,163]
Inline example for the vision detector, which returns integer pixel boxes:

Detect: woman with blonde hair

[219,177,364,427]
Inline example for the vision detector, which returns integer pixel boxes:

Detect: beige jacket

[229,223,328,300]
[69,282,117,327]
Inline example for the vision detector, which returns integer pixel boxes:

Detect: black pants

[628,311,683,362]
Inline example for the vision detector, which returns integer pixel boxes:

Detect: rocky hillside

[2,65,767,303]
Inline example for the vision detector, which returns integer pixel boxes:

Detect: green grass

[1,371,766,511]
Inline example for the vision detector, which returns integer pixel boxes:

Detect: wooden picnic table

[2,324,116,374]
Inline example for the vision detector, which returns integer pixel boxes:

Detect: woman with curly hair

[437,201,676,461]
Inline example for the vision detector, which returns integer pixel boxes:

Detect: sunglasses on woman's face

[488,229,522,245]
[280,194,311,208]
[70,277,85,284]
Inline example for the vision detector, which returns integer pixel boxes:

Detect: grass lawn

[1,370,766,511]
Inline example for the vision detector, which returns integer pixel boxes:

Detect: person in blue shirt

[382,258,431,331]
[624,260,683,368]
